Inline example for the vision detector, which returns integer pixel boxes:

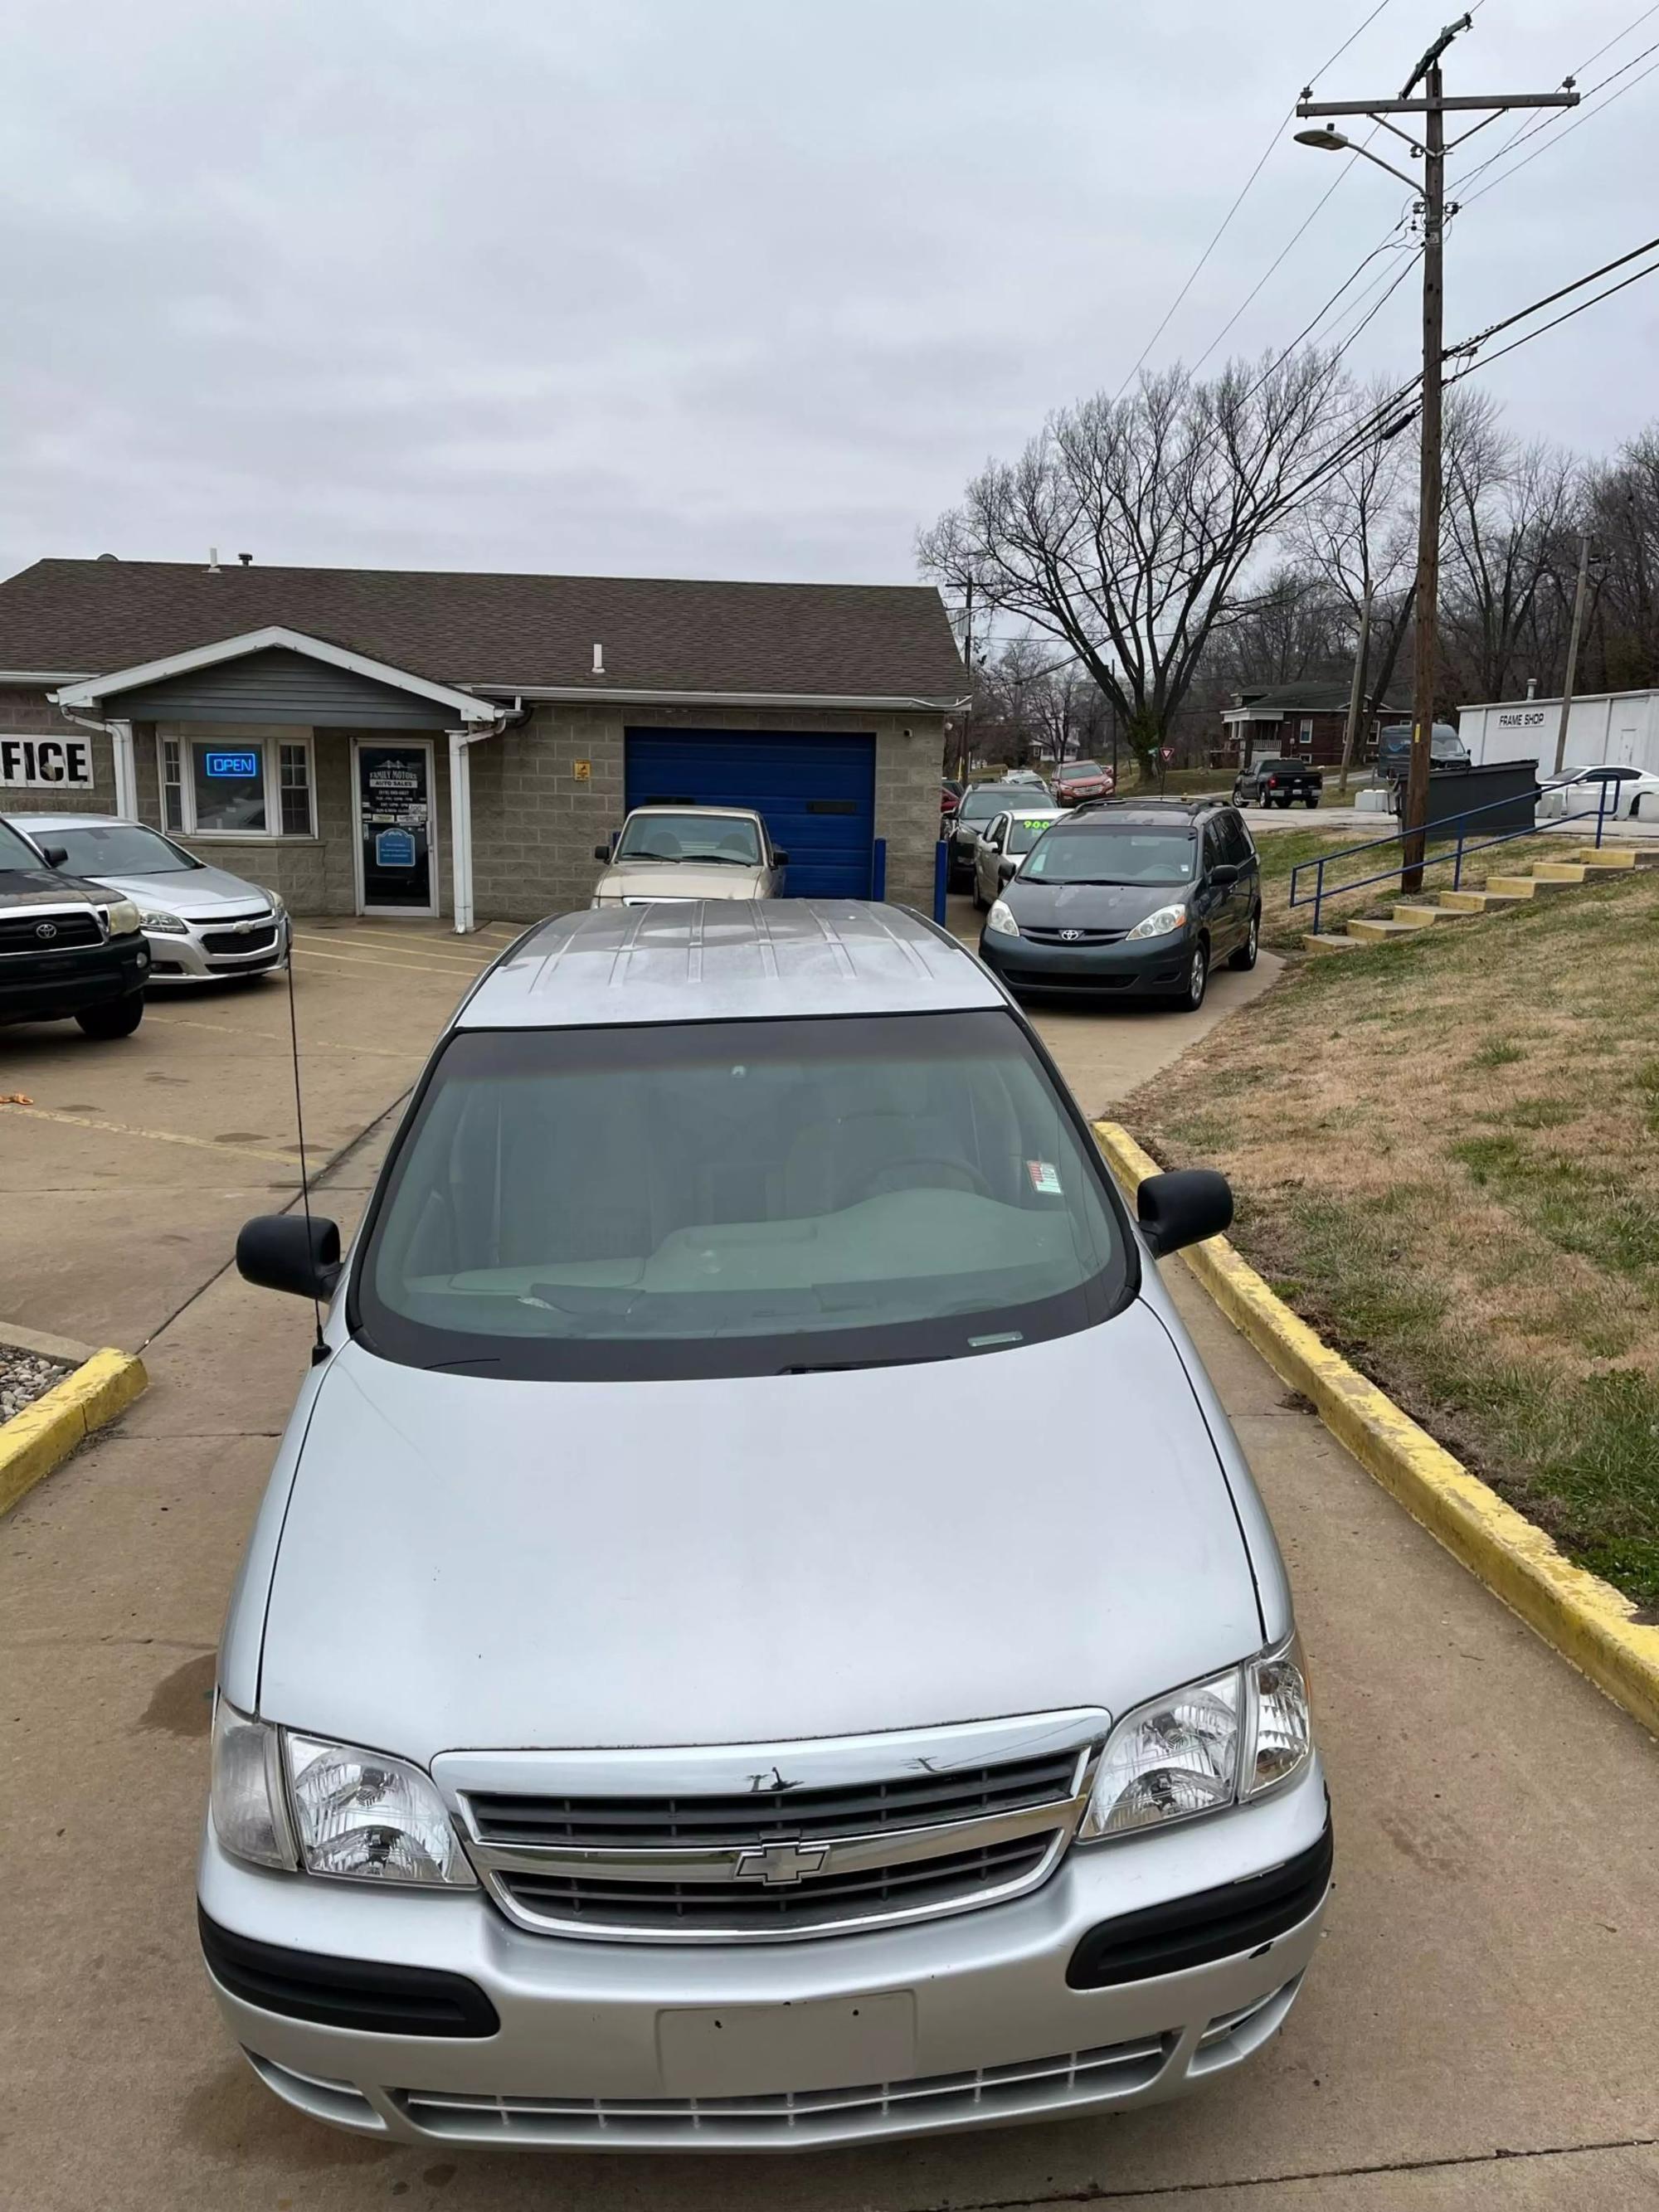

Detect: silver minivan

[202,901,1330,2152]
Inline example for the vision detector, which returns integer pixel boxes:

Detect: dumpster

[1390,757,1539,834]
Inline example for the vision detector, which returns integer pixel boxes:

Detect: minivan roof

[458,901,1005,1029]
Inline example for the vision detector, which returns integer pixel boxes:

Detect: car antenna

[284,945,329,1367]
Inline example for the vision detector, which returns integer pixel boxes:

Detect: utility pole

[1297,22,1577,891]
[1553,528,1593,776]
[957,579,974,784]
[1338,586,1374,798]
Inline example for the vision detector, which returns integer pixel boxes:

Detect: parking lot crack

[931,2132,1659,2209]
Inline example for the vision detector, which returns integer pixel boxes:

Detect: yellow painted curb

[0,1348,148,1519]
[1094,1120,1659,1741]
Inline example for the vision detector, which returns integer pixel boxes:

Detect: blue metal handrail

[1290,777,1620,936]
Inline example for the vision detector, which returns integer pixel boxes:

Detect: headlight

[1125,902,1188,941]
[137,907,190,935]
[285,1733,476,1887]
[207,1696,474,1887]
[1079,1637,1312,1842]
[985,898,1020,938]
[102,897,143,938]
[260,890,286,917]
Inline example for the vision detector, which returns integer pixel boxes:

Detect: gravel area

[1,1348,71,1423]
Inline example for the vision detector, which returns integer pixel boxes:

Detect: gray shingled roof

[0,560,966,702]
[1233,679,1407,716]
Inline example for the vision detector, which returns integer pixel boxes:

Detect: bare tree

[1438,388,1581,705]
[919,351,1350,774]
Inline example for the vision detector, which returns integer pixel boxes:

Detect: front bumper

[197,1765,1331,2152]
[144,912,289,982]
[977,926,1194,997]
[0,935,149,1024]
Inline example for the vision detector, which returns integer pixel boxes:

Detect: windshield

[615,813,762,866]
[1006,814,1059,856]
[0,819,45,871]
[957,786,1010,824]
[354,1011,1127,1381]
[1019,824,1195,887]
[37,823,202,877]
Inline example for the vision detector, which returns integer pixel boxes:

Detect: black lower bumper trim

[198,1907,499,2038]
[1066,1817,1333,1990]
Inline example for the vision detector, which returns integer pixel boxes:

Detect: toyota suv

[203,900,1330,2152]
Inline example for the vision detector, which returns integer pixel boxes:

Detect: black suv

[976,800,1260,1011]
[0,815,152,1038]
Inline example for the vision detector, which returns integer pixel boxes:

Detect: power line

[1460,49,1659,206]
[1454,12,1659,197]
[1109,0,1401,396]
[1444,252,1659,382]
[1445,229,1659,358]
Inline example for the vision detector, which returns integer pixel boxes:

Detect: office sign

[0,735,94,790]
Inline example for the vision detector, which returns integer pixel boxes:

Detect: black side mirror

[41,844,68,867]
[593,843,611,862]
[1209,861,1239,885]
[236,1213,343,1300]
[1136,1169,1233,1260]
[999,857,1018,880]
[771,848,791,867]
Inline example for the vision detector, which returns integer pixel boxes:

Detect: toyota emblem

[35,921,57,941]
[1059,928,1082,942]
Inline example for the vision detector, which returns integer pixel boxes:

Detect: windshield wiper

[690,853,757,866]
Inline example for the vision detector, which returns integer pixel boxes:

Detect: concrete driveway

[2,916,1657,2210]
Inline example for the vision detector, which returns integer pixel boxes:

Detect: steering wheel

[852,1155,995,1203]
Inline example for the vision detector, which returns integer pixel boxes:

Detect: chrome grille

[392,2034,1171,2146]
[466,1746,1081,1848]
[436,1710,1106,1946]
[499,1833,1051,1934]
[1019,925,1129,946]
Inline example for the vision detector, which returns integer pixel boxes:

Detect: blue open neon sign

[205,751,259,780]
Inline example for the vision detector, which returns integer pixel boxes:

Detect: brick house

[0,559,966,927]
[1217,680,1405,770]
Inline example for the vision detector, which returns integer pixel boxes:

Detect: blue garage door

[624,729,877,899]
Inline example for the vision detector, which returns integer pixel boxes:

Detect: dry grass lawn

[1127,866,1659,1609]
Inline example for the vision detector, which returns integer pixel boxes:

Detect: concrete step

[1530,863,1588,885]
[1575,847,1638,869]
[1438,887,1527,912]
[1630,847,1659,868]
[1483,875,1540,897]
[1302,931,1364,954]
[1392,902,1466,925]
[1347,916,1429,942]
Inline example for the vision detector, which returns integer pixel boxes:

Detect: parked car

[0,814,150,1037]
[11,814,289,984]
[971,805,1066,909]
[1053,761,1116,808]
[1539,761,1659,820]
[1001,768,1052,793]
[591,807,786,906]
[940,780,962,820]
[946,780,1029,890]
[979,800,1261,1010]
[1232,759,1322,810]
[1374,723,1469,781]
[207,899,1327,2151]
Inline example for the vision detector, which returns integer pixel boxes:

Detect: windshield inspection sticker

[1026,1159,1063,1195]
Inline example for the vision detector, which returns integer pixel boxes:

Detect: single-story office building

[0,559,966,928]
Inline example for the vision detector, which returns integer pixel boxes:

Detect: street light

[1292,127,1420,193]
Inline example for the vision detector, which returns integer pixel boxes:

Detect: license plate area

[657,1991,917,2097]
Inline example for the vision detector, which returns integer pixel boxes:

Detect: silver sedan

[15,814,289,983]
[971,806,1066,910]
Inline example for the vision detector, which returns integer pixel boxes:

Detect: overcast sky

[2,0,1654,587]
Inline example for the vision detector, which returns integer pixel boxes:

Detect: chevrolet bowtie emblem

[732,1840,830,1885]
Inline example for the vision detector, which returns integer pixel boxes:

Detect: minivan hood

[258,1305,1262,1762]
[594,858,767,902]
[1004,877,1189,929]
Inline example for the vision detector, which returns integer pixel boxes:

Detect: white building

[1458,687,1659,779]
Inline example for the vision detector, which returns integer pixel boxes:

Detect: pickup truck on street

[1231,759,1321,810]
